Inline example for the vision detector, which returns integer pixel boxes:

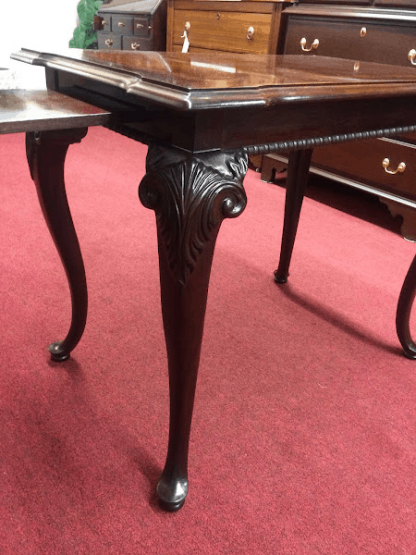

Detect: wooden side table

[1,89,110,360]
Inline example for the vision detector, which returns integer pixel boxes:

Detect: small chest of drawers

[96,0,167,51]
[166,0,294,55]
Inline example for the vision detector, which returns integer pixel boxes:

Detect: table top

[12,48,416,111]
[0,89,111,134]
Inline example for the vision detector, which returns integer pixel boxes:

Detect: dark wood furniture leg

[274,149,313,284]
[139,144,248,511]
[396,255,416,359]
[26,128,89,361]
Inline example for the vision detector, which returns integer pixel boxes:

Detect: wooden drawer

[300,0,371,3]
[172,9,273,53]
[111,14,134,34]
[134,16,152,37]
[122,36,154,50]
[284,15,416,67]
[97,33,122,49]
[99,16,112,31]
[374,0,416,6]
[312,138,416,200]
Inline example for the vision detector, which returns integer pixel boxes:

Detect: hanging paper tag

[181,31,190,53]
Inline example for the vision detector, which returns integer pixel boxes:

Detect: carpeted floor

[1,127,416,554]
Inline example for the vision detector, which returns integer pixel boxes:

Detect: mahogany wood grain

[0,89,110,134]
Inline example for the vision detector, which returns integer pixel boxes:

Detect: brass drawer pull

[300,38,319,52]
[136,23,144,28]
[247,26,255,40]
[104,38,114,47]
[102,19,109,26]
[118,21,126,27]
[360,27,366,37]
[409,49,416,66]
[131,42,140,50]
[382,158,406,175]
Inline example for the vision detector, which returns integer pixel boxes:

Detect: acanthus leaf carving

[139,145,248,286]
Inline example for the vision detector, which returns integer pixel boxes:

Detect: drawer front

[361,23,416,67]
[98,15,111,31]
[97,33,122,50]
[111,14,134,34]
[284,17,370,59]
[134,16,151,37]
[284,16,416,67]
[122,36,154,51]
[172,10,272,53]
[312,138,416,200]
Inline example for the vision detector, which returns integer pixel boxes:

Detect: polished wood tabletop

[12,48,416,108]
[12,48,416,153]
[0,89,110,134]
[10,47,416,512]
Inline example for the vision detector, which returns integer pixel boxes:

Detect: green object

[69,0,104,49]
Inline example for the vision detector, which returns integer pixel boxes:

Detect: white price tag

[181,31,190,53]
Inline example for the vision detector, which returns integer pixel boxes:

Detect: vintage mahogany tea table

[10,48,416,510]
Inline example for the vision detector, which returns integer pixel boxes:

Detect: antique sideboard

[95,0,167,51]
[262,0,416,239]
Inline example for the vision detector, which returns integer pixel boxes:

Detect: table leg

[396,255,416,359]
[26,128,88,362]
[274,149,313,284]
[139,144,248,511]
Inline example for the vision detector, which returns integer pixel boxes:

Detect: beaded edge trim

[108,122,416,155]
[244,125,416,156]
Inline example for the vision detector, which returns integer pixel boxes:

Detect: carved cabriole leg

[139,144,248,511]
[274,148,313,284]
[26,128,88,361]
[396,255,416,359]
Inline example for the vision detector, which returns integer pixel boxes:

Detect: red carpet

[1,127,416,554]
